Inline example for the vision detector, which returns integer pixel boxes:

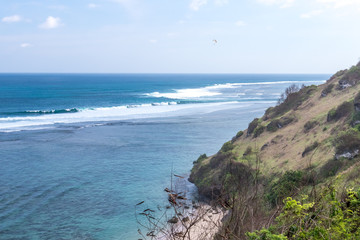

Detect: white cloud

[149,39,158,44]
[88,3,99,8]
[190,0,208,11]
[235,20,247,26]
[257,0,295,8]
[300,9,323,18]
[2,15,22,23]
[20,43,32,48]
[39,16,62,29]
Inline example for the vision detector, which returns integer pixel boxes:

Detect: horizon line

[0,72,332,75]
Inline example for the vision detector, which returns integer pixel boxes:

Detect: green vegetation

[265,85,317,119]
[303,120,318,132]
[232,130,244,142]
[247,187,360,240]
[243,146,252,157]
[248,118,260,136]
[327,101,353,122]
[193,153,207,164]
[267,116,296,133]
[302,141,319,157]
[319,158,346,178]
[334,129,360,155]
[253,125,265,138]
[348,64,360,75]
[321,83,334,97]
[267,170,303,207]
[236,130,244,138]
[220,141,234,153]
[189,62,360,240]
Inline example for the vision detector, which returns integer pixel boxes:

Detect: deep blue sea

[0,74,329,239]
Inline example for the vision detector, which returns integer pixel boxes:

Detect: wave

[145,80,326,100]
[1,103,181,118]
[0,101,248,132]
[3,108,80,116]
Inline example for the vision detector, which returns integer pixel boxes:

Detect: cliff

[189,62,360,239]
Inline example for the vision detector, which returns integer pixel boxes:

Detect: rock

[335,150,359,160]
[168,217,179,224]
[182,217,190,222]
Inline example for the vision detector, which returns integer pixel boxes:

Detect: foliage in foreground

[247,186,360,240]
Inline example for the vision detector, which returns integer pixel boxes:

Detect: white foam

[145,80,326,100]
[146,88,221,99]
[0,101,244,132]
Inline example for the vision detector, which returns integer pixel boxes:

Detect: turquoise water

[0,74,329,239]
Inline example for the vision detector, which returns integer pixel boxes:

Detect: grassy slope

[189,62,360,237]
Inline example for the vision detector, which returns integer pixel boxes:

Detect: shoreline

[155,202,226,240]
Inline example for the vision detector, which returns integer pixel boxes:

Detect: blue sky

[1,0,360,73]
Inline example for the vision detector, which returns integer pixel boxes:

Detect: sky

[0,0,360,73]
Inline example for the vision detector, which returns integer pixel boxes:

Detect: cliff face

[189,62,360,238]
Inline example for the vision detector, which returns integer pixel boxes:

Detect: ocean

[0,74,329,239]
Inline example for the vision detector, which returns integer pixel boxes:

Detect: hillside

[189,62,360,239]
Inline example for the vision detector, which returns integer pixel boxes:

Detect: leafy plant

[253,125,265,138]
[267,171,303,207]
[221,141,234,153]
[327,101,353,122]
[248,187,360,240]
[248,118,260,136]
[193,153,207,164]
[321,83,334,97]
[303,120,318,132]
[334,129,360,155]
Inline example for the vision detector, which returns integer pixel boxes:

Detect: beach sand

[155,203,226,240]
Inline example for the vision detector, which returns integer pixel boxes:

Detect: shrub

[243,146,252,157]
[236,130,244,138]
[267,120,279,132]
[247,118,260,136]
[267,170,303,207]
[338,65,360,89]
[334,129,360,155]
[221,141,234,153]
[327,101,353,122]
[193,153,207,164]
[302,141,319,157]
[209,152,231,168]
[354,91,360,105]
[248,187,360,240]
[351,112,360,126]
[280,116,295,126]
[321,83,334,97]
[253,125,265,138]
[319,158,346,178]
[352,92,360,124]
[232,130,244,142]
[267,85,317,118]
[277,84,300,105]
[246,229,287,240]
[304,120,318,132]
[267,116,296,133]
